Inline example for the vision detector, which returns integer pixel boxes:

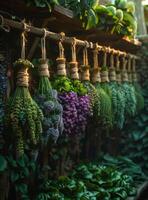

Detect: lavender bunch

[58,91,78,135]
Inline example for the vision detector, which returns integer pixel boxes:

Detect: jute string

[121,57,128,82]
[39,29,50,77]
[92,48,101,83]
[116,54,121,83]
[56,34,66,76]
[69,38,79,79]
[109,53,116,81]
[128,56,132,83]
[81,43,90,81]
[17,23,29,87]
[132,57,137,82]
[101,50,109,82]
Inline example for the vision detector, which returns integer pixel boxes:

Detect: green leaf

[11,171,19,182]
[0,155,7,172]
[16,183,28,194]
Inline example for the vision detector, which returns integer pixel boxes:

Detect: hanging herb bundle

[92,47,112,130]
[69,39,91,134]
[100,49,112,97]
[81,44,99,119]
[52,39,78,135]
[120,56,137,118]
[34,33,63,144]
[131,57,144,112]
[108,53,126,129]
[6,31,43,156]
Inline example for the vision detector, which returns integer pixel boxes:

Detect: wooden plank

[72,28,141,54]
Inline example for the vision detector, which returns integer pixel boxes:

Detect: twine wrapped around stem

[81,43,90,81]
[109,53,116,82]
[56,35,67,76]
[69,38,79,80]
[132,57,137,82]
[121,56,128,82]
[92,47,101,83]
[127,56,132,83]
[101,50,109,83]
[115,54,121,83]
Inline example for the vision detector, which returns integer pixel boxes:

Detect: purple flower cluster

[58,92,78,135]
[75,95,91,134]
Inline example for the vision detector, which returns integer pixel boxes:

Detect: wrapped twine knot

[101,50,109,82]
[56,57,66,76]
[81,42,90,81]
[109,54,116,81]
[127,56,132,83]
[92,47,101,83]
[81,65,90,81]
[115,53,121,83]
[17,68,29,87]
[69,61,79,79]
[69,38,79,79]
[132,57,137,82]
[38,60,50,77]
[56,33,67,76]
[92,68,101,83]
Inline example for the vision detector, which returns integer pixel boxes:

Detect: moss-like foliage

[95,83,113,130]
[6,59,43,155]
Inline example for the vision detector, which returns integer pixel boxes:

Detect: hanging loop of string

[115,51,120,71]
[69,37,79,79]
[83,41,89,66]
[21,22,28,59]
[56,32,66,76]
[109,52,116,81]
[58,32,65,58]
[127,55,132,82]
[92,44,101,83]
[71,37,77,62]
[93,43,98,69]
[132,57,137,82]
[39,29,50,77]
[121,55,128,82]
[81,41,90,81]
[41,28,47,60]
[103,47,107,67]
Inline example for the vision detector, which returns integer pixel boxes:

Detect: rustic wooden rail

[0,15,139,59]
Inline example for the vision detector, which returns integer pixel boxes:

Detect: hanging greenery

[92,48,112,129]
[120,56,137,118]
[6,58,43,156]
[52,40,78,135]
[81,45,100,121]
[69,40,91,135]
[34,35,63,144]
[108,53,126,129]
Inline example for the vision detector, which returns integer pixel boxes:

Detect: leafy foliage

[100,154,147,187]
[36,163,137,200]
[121,42,148,174]
[6,59,43,155]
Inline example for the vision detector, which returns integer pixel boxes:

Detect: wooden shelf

[0,0,141,54]
[70,28,141,54]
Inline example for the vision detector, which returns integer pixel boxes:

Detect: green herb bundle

[108,54,126,129]
[6,59,43,156]
[121,57,137,118]
[81,47,100,120]
[35,58,64,144]
[92,49,112,129]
